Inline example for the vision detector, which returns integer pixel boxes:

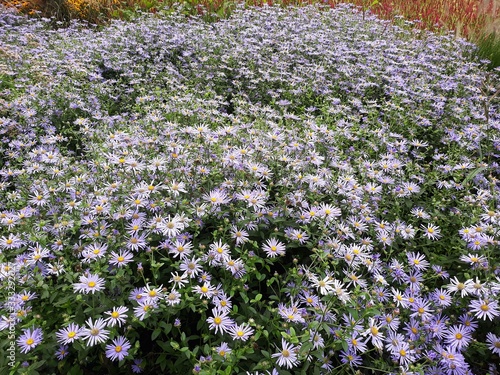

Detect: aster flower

[129,287,145,303]
[133,300,157,321]
[445,325,472,351]
[364,318,385,349]
[165,289,181,306]
[458,313,478,331]
[212,293,232,312]
[486,333,500,355]
[142,284,163,303]
[55,345,69,360]
[469,298,500,320]
[262,238,286,258]
[73,273,106,294]
[157,215,184,238]
[81,318,109,346]
[194,283,217,298]
[409,297,434,321]
[278,304,305,324]
[17,327,43,353]
[179,257,203,278]
[340,349,362,367]
[421,223,441,240]
[228,323,254,341]
[56,323,81,344]
[215,342,232,358]
[230,226,249,245]
[209,240,231,263]
[104,306,129,327]
[206,307,234,335]
[288,229,309,244]
[82,242,108,261]
[131,358,144,373]
[224,258,246,278]
[126,233,148,251]
[309,274,335,295]
[169,239,193,259]
[392,341,418,366]
[203,189,229,206]
[105,336,131,361]
[271,339,300,369]
[348,332,368,353]
[432,288,453,307]
[170,272,188,289]
[109,250,134,267]
[0,233,25,250]
[446,277,474,298]
[406,251,430,270]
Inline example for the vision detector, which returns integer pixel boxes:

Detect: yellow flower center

[115,345,122,353]
[88,281,96,288]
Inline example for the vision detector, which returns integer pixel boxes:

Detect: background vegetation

[3,0,500,70]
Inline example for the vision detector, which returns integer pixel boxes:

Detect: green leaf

[299,341,313,355]
[463,166,487,185]
[152,328,161,341]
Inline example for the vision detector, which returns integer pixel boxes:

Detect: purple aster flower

[104,306,129,327]
[105,336,131,361]
[73,272,105,294]
[55,345,69,360]
[56,323,81,344]
[486,333,500,355]
[17,327,43,353]
[131,358,143,373]
[469,298,500,320]
[228,323,254,341]
[206,307,234,335]
[340,349,362,367]
[271,339,300,369]
[262,238,286,258]
[445,325,472,351]
[215,342,232,358]
[81,318,109,347]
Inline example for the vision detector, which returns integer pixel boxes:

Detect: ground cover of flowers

[1,3,500,375]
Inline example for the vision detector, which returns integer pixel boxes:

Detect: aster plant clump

[1,3,500,375]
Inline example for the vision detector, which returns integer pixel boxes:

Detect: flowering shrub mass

[1,3,500,374]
